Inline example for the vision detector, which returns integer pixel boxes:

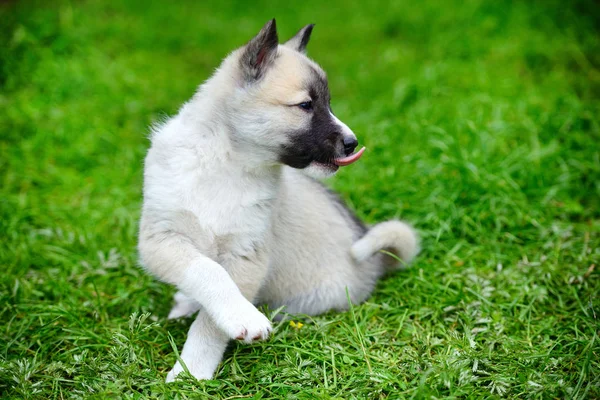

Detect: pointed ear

[284,24,314,54]
[240,19,279,81]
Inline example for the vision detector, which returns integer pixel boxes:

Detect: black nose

[343,137,358,156]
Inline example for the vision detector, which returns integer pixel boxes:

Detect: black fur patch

[279,67,346,168]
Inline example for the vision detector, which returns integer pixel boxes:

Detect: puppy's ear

[284,24,314,54]
[240,19,279,81]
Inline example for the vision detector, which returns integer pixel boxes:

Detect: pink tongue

[333,146,366,166]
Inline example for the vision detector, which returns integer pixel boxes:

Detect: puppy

[138,20,419,382]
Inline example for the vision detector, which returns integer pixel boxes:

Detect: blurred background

[1,0,598,397]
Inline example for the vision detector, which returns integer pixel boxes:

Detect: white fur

[138,27,419,382]
[351,220,420,264]
[167,291,200,319]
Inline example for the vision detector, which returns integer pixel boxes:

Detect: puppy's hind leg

[168,291,201,320]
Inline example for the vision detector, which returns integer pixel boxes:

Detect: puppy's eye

[298,101,313,111]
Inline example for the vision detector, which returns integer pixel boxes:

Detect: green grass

[1,0,599,398]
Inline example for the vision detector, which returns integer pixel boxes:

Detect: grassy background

[1,0,599,398]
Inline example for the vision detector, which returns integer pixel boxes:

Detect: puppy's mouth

[310,147,366,172]
[332,147,366,166]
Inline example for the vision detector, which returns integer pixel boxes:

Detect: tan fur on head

[260,47,320,106]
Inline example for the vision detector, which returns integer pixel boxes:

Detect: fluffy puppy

[138,20,419,381]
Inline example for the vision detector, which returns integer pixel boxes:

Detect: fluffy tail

[350,220,420,268]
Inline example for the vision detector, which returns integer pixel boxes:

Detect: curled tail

[350,220,420,268]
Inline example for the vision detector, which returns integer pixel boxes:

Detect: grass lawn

[1,0,599,398]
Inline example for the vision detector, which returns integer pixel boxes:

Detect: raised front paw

[215,301,272,343]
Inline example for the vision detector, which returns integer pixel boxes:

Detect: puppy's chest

[187,176,277,254]
[200,197,274,236]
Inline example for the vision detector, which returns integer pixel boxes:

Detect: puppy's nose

[343,137,358,156]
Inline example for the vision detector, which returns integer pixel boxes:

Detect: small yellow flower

[289,320,304,329]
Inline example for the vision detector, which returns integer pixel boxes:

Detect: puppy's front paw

[166,360,214,382]
[216,301,272,343]
[166,361,185,383]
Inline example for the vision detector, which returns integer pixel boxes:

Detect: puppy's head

[225,19,363,177]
